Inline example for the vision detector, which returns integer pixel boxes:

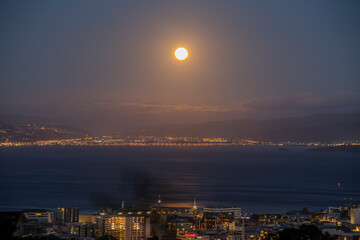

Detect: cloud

[45,101,233,113]
[119,103,232,113]
[113,91,360,114]
[240,91,360,112]
[1,91,359,134]
[2,91,360,116]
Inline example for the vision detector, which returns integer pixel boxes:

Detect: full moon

[175,47,188,60]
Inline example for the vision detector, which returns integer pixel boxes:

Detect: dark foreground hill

[122,113,360,142]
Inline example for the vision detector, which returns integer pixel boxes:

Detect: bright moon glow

[175,47,188,60]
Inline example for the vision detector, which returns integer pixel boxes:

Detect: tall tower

[157,195,161,211]
[192,197,197,210]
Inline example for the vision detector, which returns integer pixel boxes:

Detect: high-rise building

[351,207,360,225]
[58,207,79,225]
[97,210,150,240]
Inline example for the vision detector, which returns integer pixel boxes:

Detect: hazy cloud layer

[81,91,360,114]
[241,91,360,111]
[1,91,359,134]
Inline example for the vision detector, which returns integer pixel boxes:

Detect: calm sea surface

[0,146,359,214]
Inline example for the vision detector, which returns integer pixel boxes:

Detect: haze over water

[0,146,359,214]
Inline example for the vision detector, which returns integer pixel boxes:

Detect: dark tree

[14,236,62,240]
[0,215,17,240]
[265,225,336,240]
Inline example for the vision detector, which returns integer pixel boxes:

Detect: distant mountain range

[121,113,360,142]
[0,121,88,142]
[1,113,359,143]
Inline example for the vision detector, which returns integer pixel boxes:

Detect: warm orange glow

[185,234,196,237]
[175,47,188,60]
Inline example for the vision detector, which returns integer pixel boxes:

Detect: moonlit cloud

[241,91,360,112]
[3,90,357,125]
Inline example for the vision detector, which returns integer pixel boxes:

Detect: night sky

[1,1,359,133]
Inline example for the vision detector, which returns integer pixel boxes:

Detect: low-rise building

[14,209,54,237]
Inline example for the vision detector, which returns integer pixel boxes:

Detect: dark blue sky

[1,1,359,132]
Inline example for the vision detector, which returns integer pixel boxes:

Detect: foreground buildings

[3,203,360,240]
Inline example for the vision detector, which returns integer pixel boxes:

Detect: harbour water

[0,146,359,214]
